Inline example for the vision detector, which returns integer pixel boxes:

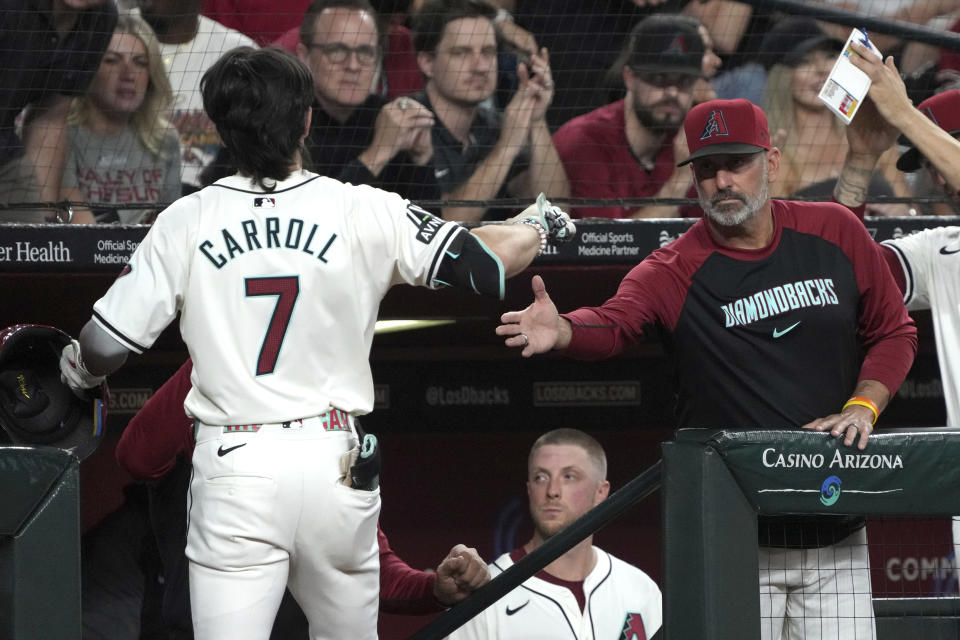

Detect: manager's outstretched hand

[497,275,571,357]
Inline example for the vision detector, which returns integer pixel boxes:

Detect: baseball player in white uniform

[58,47,574,640]
[836,50,960,588]
[882,226,960,428]
[448,429,662,640]
[882,225,960,581]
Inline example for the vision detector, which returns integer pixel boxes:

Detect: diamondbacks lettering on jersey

[721,278,839,328]
[619,612,647,640]
[406,203,445,245]
[199,216,338,269]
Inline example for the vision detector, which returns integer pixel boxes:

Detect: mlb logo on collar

[678,98,771,166]
[254,197,276,208]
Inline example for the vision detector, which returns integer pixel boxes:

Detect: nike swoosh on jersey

[939,245,960,255]
[505,601,530,616]
[772,321,801,339]
[434,168,450,179]
[217,443,248,457]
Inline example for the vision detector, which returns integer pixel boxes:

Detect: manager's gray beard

[697,161,769,227]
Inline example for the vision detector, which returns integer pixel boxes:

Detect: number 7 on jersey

[245,276,300,375]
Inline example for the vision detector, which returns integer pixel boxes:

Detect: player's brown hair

[200,47,314,191]
[528,428,607,480]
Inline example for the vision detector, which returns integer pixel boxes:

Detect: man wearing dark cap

[500,97,917,639]
[714,15,843,108]
[756,16,842,73]
[552,14,705,219]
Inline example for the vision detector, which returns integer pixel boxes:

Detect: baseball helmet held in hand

[0,324,108,460]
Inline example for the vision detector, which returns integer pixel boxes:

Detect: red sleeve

[202,0,308,46]
[378,525,444,615]
[270,26,300,53]
[880,244,907,295]
[562,241,692,359]
[200,0,242,34]
[832,195,867,222]
[115,360,195,481]
[832,196,905,293]
[835,208,917,394]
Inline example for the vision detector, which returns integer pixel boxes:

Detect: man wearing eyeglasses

[296,0,441,202]
[551,14,706,219]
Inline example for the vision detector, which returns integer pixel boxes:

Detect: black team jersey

[562,199,917,547]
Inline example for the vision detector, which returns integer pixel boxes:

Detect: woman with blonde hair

[61,13,180,223]
[761,17,910,213]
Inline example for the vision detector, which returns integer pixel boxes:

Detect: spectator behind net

[138,0,258,194]
[552,14,704,219]
[296,0,442,202]
[760,16,911,214]
[60,14,181,224]
[410,0,570,221]
[0,0,117,223]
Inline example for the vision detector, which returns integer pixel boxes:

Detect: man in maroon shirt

[551,14,704,219]
[114,359,489,634]
[500,98,917,639]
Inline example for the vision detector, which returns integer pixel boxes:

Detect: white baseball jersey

[157,15,257,187]
[92,171,465,425]
[882,226,960,427]
[448,547,662,640]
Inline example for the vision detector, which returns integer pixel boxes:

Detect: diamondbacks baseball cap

[678,98,771,166]
[897,89,960,171]
[625,14,705,77]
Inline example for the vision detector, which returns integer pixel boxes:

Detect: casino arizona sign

[762,447,904,470]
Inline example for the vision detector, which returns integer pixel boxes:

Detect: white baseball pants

[186,415,380,640]
[759,527,876,640]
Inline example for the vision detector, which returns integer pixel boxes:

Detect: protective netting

[3,0,960,224]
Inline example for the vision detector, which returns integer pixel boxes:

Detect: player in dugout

[58,46,574,640]
[447,428,662,640]
[497,97,917,639]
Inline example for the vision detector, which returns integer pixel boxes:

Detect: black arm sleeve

[434,230,505,299]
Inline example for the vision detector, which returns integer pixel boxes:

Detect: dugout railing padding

[410,427,960,639]
[0,446,82,640]
[663,428,960,639]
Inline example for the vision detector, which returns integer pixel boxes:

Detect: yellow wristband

[842,396,879,425]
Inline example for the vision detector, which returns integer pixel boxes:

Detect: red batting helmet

[0,324,108,461]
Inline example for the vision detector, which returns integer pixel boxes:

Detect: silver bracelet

[519,218,547,256]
